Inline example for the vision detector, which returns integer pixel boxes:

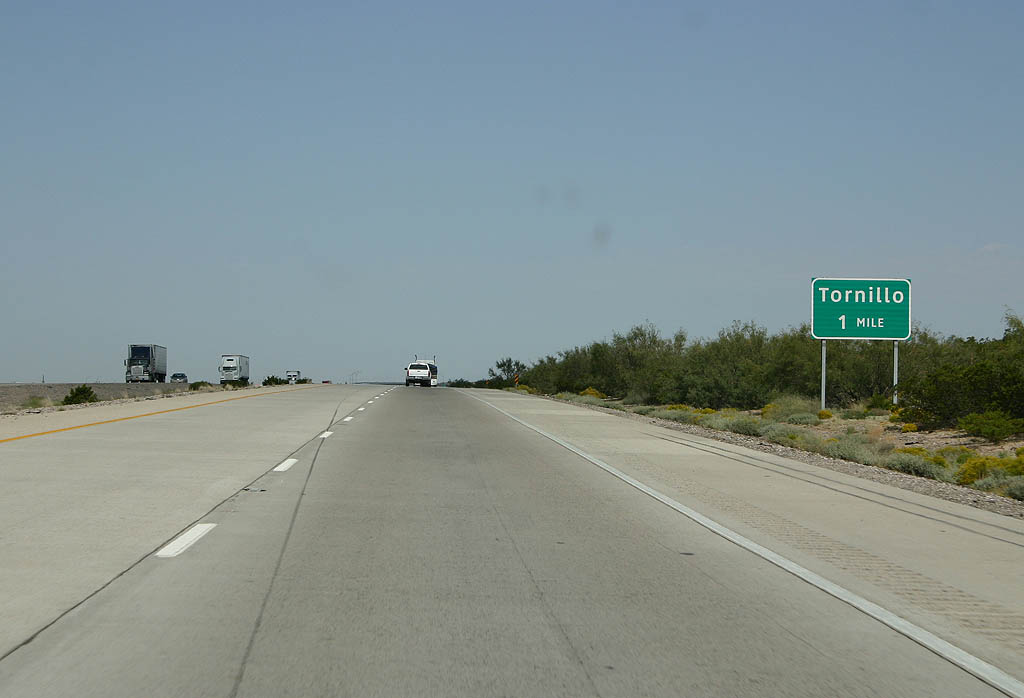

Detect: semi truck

[285,370,301,384]
[219,355,250,384]
[125,344,168,383]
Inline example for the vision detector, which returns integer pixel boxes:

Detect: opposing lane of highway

[0,384,382,658]
[0,386,1017,697]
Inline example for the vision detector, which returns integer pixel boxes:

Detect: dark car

[170,373,188,383]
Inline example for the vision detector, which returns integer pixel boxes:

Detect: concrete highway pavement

[0,386,1021,697]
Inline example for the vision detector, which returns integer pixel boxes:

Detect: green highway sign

[811,278,911,340]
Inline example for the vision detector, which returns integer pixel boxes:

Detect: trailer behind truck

[125,344,168,383]
[219,355,250,384]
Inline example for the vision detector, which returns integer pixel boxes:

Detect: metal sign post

[893,340,899,405]
[820,340,827,410]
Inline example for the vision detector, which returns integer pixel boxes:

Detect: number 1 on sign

[839,315,846,330]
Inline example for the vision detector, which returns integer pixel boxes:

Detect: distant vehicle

[286,370,301,384]
[125,344,167,383]
[170,373,188,383]
[219,355,250,384]
[322,380,331,384]
[406,357,438,387]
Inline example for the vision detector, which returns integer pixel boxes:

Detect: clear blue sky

[3,1,1022,383]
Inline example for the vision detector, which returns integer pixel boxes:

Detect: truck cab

[286,370,301,384]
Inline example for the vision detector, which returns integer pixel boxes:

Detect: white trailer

[219,355,250,384]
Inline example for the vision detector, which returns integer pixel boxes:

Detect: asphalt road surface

[1,385,1022,697]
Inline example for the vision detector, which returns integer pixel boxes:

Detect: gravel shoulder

[540,395,1024,521]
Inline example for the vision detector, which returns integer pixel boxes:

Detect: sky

[2,1,1022,383]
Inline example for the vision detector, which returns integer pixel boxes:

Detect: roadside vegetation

[62,385,99,405]
[452,312,1024,502]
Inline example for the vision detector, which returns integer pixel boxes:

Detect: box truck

[219,355,250,384]
[125,344,167,383]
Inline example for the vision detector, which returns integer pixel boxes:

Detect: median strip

[0,385,323,444]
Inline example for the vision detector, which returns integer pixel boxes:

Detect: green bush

[1006,479,1024,501]
[631,405,656,415]
[786,412,820,426]
[823,433,885,466]
[936,445,977,465]
[817,409,833,420]
[62,385,98,405]
[726,416,764,436]
[957,411,1024,443]
[263,375,288,386]
[761,395,820,422]
[867,393,893,410]
[882,453,949,480]
[840,409,868,420]
[447,378,473,388]
[580,387,607,399]
[21,396,48,409]
[189,381,213,391]
[954,456,1024,485]
[901,423,918,432]
[296,378,312,384]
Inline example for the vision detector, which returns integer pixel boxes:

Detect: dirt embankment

[0,383,192,413]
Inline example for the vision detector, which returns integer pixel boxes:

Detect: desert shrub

[580,387,606,399]
[664,404,692,411]
[841,409,867,420]
[1007,479,1024,501]
[189,381,213,390]
[21,396,48,409]
[882,453,948,480]
[936,445,977,465]
[894,447,947,467]
[823,433,884,466]
[63,385,99,405]
[631,405,656,415]
[761,395,820,422]
[224,379,249,388]
[263,376,288,386]
[902,423,918,432]
[787,412,820,426]
[296,378,312,384]
[726,416,764,436]
[957,411,1024,443]
[867,393,893,410]
[761,423,805,446]
[954,456,1024,485]
[890,406,941,430]
[650,408,698,424]
[818,409,833,420]
[866,408,891,417]
[517,384,539,394]
[698,407,717,414]
[971,471,1014,491]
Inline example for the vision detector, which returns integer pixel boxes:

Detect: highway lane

[0,386,1018,697]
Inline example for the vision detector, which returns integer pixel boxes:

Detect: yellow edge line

[0,385,325,444]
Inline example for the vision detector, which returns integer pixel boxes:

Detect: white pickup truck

[405,361,438,387]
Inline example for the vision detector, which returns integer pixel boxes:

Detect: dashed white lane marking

[343,416,353,422]
[273,458,298,472]
[156,524,216,558]
[368,400,374,403]
[320,431,333,438]
[464,391,1024,698]
[357,407,365,411]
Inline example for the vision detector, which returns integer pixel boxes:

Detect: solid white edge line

[343,416,353,422]
[273,458,298,472]
[320,431,333,438]
[155,523,216,558]
[463,391,1024,698]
